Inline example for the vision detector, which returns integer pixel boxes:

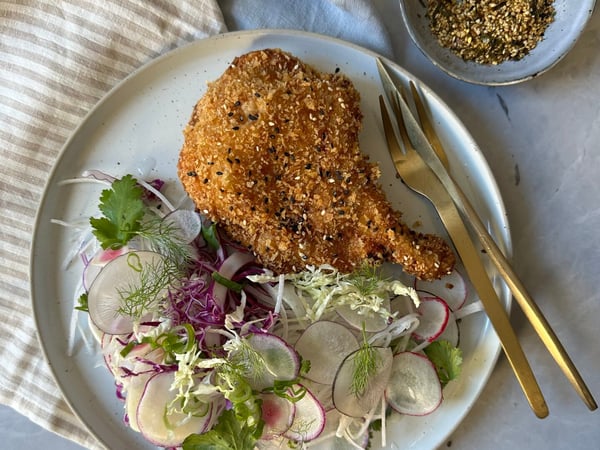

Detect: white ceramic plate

[400,0,596,85]
[31,30,510,449]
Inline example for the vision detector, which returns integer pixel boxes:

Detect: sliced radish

[336,298,390,332]
[136,371,213,447]
[415,269,467,311]
[87,251,166,335]
[390,294,416,317]
[436,312,460,347]
[161,209,202,243]
[245,332,300,391]
[412,297,450,343]
[300,379,334,412]
[332,347,393,418]
[260,393,295,440]
[83,247,129,290]
[294,321,359,385]
[385,352,442,416]
[283,384,326,442]
[125,371,155,432]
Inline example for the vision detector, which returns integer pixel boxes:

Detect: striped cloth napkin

[0,0,391,448]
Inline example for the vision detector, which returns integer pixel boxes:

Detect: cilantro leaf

[182,409,258,450]
[423,340,463,387]
[90,175,145,249]
[75,292,88,312]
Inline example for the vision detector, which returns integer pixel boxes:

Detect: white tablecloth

[2,1,599,449]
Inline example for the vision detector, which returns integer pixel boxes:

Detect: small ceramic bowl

[399,0,596,85]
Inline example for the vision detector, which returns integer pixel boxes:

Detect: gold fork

[379,93,549,418]
[396,74,597,413]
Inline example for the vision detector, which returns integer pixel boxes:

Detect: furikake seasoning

[426,0,555,65]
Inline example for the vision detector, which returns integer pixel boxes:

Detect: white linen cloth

[0,1,391,448]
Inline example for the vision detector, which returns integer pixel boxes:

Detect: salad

[56,171,479,449]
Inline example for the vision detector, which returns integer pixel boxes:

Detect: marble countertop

[2,1,599,449]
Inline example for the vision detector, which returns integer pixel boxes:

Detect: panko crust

[178,48,454,279]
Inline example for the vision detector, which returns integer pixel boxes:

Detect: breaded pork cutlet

[178,49,455,280]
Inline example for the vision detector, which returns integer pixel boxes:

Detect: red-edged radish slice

[436,312,460,347]
[283,385,326,442]
[385,352,442,416]
[336,298,391,332]
[415,269,467,311]
[412,297,450,343]
[245,332,300,391]
[332,347,393,418]
[300,378,334,412]
[125,371,155,432]
[294,321,359,385]
[136,371,213,447]
[88,251,166,335]
[83,246,129,290]
[260,393,295,440]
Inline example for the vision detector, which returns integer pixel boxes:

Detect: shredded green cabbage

[249,264,419,323]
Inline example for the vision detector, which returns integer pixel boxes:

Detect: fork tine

[391,89,415,155]
[378,95,404,165]
[409,81,450,169]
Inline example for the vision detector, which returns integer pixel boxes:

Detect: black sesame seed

[187,170,197,177]
[203,178,209,184]
[234,100,241,106]
[305,163,312,169]
[248,114,258,121]
[216,171,223,176]
[232,126,240,130]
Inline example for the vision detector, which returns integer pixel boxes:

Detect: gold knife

[379,92,549,418]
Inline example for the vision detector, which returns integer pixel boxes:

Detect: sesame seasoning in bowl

[399,0,596,85]
[427,0,555,65]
